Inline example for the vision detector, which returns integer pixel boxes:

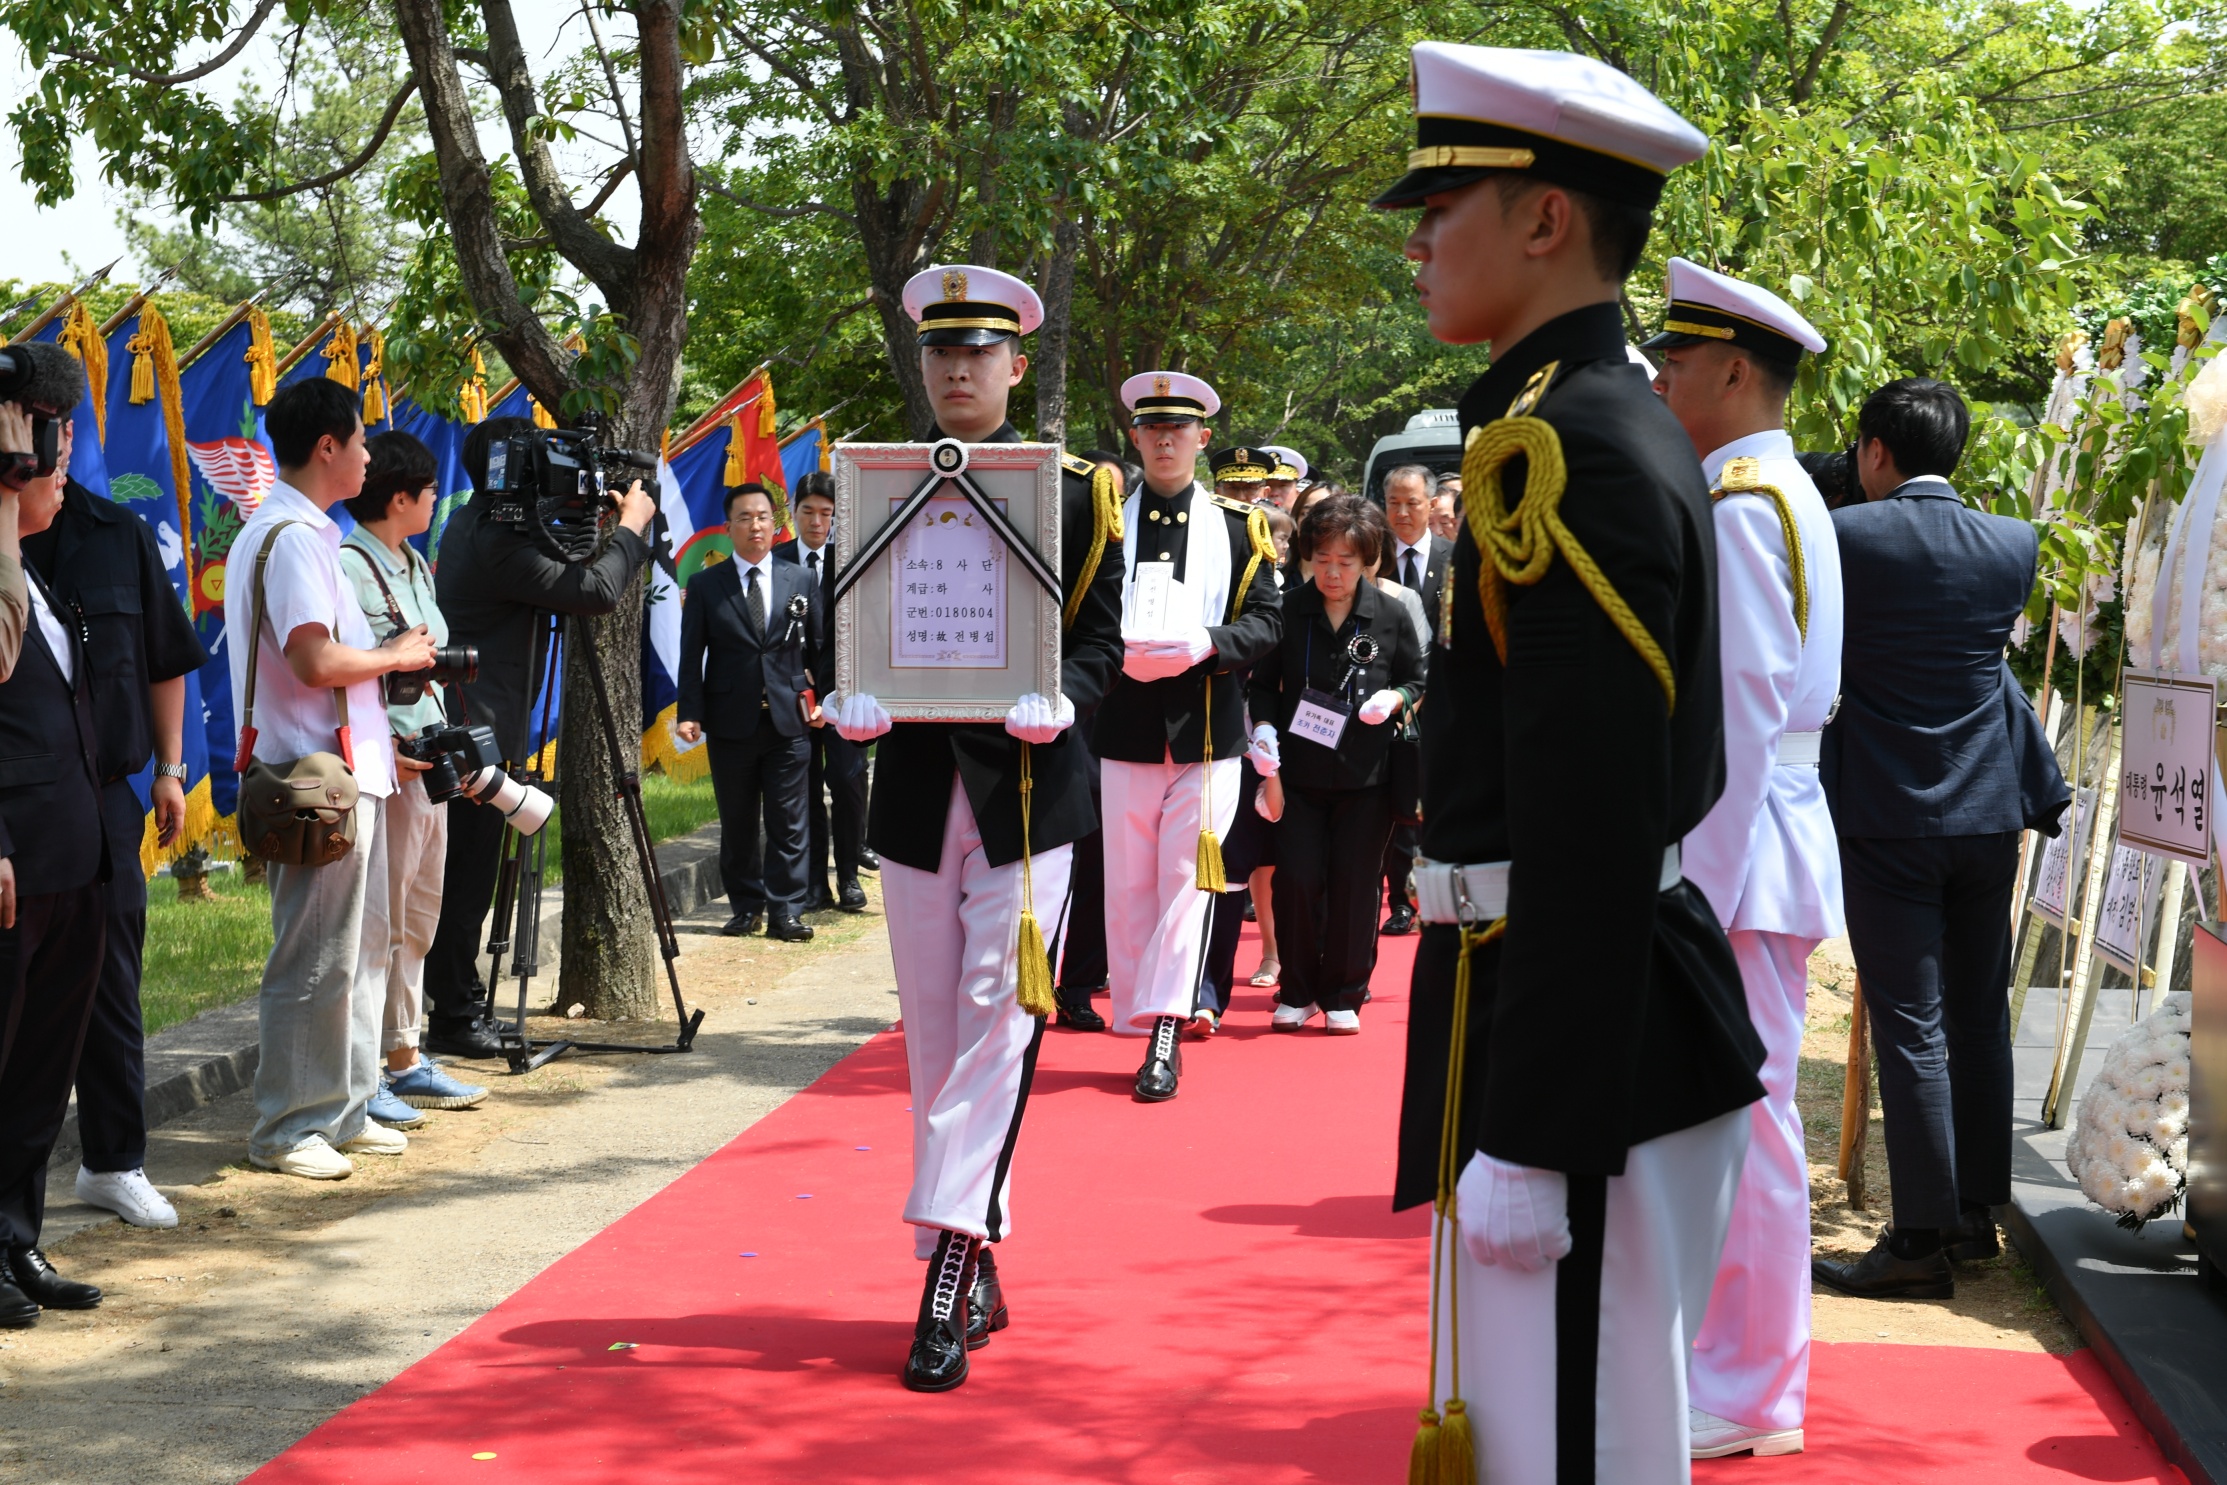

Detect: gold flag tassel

[321,320,359,390]
[1195,675,1227,891]
[1414,915,1504,1483]
[126,303,196,595]
[244,305,277,406]
[1013,745,1057,1017]
[58,300,108,443]
[360,325,387,424]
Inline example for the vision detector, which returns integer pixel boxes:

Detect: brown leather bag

[233,522,360,866]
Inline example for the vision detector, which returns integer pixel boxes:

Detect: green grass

[138,774,722,1033]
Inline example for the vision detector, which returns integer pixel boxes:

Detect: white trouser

[1100,754,1240,1033]
[1433,1109,1748,1485]
[380,777,449,1054]
[1689,930,1818,1431]
[883,778,1072,1259]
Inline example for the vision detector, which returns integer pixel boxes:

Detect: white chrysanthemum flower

[2136,1158,2180,1209]
[2069,991,2194,1225]
[2162,1088,2191,1123]
[2130,1061,2168,1100]
[2171,1136,2189,1168]
[2187,352,2227,447]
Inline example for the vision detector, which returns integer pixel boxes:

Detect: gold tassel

[59,300,107,443]
[126,303,196,595]
[360,326,387,423]
[458,345,489,423]
[322,320,359,390]
[531,394,557,430]
[722,410,747,485]
[1408,1408,1443,1485]
[244,304,277,406]
[757,372,777,436]
[1195,673,1225,890]
[1196,827,1227,892]
[1438,1399,1475,1482]
[1013,745,1056,1017]
[129,328,158,403]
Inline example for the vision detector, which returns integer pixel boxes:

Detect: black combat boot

[902,1228,978,1392]
[965,1244,1009,1350]
[1133,1015,1183,1102]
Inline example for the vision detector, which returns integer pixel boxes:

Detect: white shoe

[251,1137,355,1181]
[1324,1008,1361,1035]
[338,1124,409,1156]
[1186,1009,1219,1038]
[1690,1406,1803,1459]
[1271,1002,1320,1031]
[74,1166,179,1228]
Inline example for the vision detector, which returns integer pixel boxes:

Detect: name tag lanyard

[1291,611,1369,750]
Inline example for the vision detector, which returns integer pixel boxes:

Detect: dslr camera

[480,414,658,563]
[397,722,555,835]
[385,641,479,708]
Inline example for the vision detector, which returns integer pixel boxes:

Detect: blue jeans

[251,796,388,1161]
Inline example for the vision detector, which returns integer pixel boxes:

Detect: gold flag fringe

[244,304,278,405]
[321,321,359,390]
[58,300,107,443]
[126,302,195,594]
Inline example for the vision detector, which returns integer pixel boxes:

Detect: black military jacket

[1394,302,1762,1203]
[1089,484,1283,764]
[866,423,1125,871]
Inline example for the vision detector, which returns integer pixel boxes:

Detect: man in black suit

[1375,461,1450,934]
[773,472,867,913]
[0,376,111,1324]
[1815,378,2067,1299]
[677,484,822,943]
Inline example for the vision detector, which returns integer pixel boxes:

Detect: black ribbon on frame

[826,441,1061,607]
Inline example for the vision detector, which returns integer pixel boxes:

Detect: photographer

[340,430,489,1123]
[426,416,656,1057]
[23,408,207,1231]
[0,402,29,681]
[0,342,109,1321]
[230,377,439,1180]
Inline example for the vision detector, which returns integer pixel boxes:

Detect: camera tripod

[483,606,703,1073]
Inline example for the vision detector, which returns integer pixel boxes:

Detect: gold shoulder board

[1060,451,1096,479]
[1709,457,1809,643]
[1209,493,1255,515]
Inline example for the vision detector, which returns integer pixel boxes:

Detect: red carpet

[249,923,2177,1483]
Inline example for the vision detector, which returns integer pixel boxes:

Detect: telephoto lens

[463,767,555,836]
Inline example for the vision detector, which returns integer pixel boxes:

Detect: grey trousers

[251,796,389,1161]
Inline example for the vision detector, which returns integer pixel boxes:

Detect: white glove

[1247,723,1281,776]
[1004,691,1075,744]
[1170,627,1216,667]
[1359,689,1402,726]
[1455,1151,1572,1273]
[826,691,893,743]
[1122,639,1186,683]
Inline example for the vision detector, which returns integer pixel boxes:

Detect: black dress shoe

[723,910,764,938]
[1054,988,1106,1032]
[837,879,869,912]
[858,849,881,874]
[802,886,837,913]
[1134,1016,1183,1102]
[903,1229,977,1392]
[1380,902,1418,936]
[1946,1207,2001,1263]
[965,1245,1009,1350]
[0,1261,38,1328]
[424,1015,507,1060]
[1812,1232,1954,1299]
[767,912,815,943]
[7,1248,100,1310]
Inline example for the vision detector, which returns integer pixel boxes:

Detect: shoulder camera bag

[233,522,361,866]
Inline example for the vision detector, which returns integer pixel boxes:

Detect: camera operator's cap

[1209,446,1273,483]
[1642,257,1826,366]
[1371,43,1707,211]
[1261,445,1308,481]
[1121,370,1220,424]
[903,264,1044,346]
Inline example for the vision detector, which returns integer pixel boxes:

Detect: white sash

[1120,480,1233,633]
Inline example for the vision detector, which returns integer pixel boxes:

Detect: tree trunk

[1035,211,1082,445]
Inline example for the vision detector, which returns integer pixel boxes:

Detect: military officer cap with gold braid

[1260,444,1308,481]
[902,264,1045,347]
[1209,445,1273,484]
[1642,257,1826,372]
[1371,42,1707,211]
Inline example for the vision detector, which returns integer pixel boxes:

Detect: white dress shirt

[1390,533,1432,592]
[1681,428,1842,938]
[794,539,832,587]
[225,479,395,798]
[24,566,72,685]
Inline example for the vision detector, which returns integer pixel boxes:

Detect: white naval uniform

[1679,428,1845,1433]
[886,777,1074,1258]
[1101,480,1241,1035]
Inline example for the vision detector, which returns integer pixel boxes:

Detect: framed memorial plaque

[830,438,1064,721]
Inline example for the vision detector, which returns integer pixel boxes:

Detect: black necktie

[1402,546,1419,592]
[746,565,766,635]
[807,551,820,585]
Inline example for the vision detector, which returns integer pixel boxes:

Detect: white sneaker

[338,1124,409,1156]
[74,1166,179,1228]
[251,1137,355,1181]
[1324,1008,1362,1035]
[1271,1002,1320,1031]
[1690,1406,1803,1459]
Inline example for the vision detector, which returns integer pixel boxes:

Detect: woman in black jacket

[1245,494,1424,1033]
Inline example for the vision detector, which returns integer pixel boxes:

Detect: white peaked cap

[901,264,1044,342]
[1260,445,1309,480]
[1645,256,1827,360]
[1120,369,1221,421]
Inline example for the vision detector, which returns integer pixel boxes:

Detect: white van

[1359,409,1464,506]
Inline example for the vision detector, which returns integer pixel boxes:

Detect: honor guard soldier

[1647,259,1842,1461]
[825,264,1124,1393]
[1092,373,1282,1101]
[1375,44,1765,1484]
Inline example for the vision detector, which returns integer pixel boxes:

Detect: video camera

[0,342,88,485]
[396,722,555,834]
[481,414,658,563]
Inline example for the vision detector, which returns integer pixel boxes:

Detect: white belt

[1777,729,1822,767]
[1415,843,1682,925]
